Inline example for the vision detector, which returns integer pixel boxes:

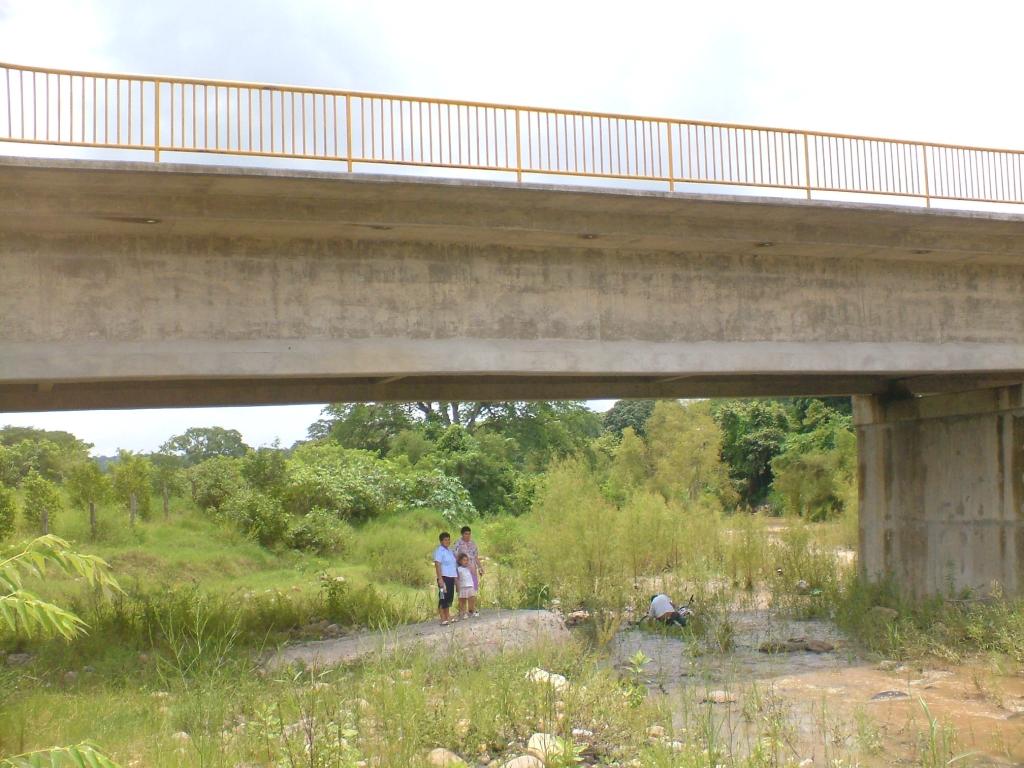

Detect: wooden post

[130,493,137,526]
[42,507,49,535]
[162,484,170,520]
[89,501,97,539]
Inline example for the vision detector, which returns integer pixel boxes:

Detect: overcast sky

[1,0,1021,454]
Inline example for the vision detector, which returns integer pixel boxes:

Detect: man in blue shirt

[433,532,458,625]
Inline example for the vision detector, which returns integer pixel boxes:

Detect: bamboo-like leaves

[0,742,122,767]
[0,535,123,640]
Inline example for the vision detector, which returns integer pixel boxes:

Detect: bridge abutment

[855,385,1024,597]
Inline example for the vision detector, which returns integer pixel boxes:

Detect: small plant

[0,742,121,767]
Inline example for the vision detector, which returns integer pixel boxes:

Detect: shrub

[356,517,435,588]
[20,470,64,534]
[282,444,393,521]
[394,468,476,524]
[0,485,16,540]
[286,508,355,555]
[221,489,290,547]
[189,456,245,511]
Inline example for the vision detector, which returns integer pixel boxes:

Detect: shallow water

[608,609,1024,766]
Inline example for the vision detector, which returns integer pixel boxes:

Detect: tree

[110,450,153,523]
[188,456,244,512]
[0,486,16,541]
[66,460,111,538]
[0,535,124,768]
[646,401,731,504]
[20,471,63,534]
[308,404,413,454]
[605,427,649,501]
[0,426,92,483]
[712,399,791,507]
[149,452,186,520]
[160,426,249,466]
[240,445,288,494]
[602,399,656,438]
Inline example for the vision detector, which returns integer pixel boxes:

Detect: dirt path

[266,609,568,670]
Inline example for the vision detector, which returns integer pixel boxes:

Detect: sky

[1,0,1021,454]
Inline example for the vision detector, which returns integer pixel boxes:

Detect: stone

[869,607,899,622]
[646,725,666,739]
[151,690,171,699]
[804,640,835,653]
[701,690,737,704]
[171,731,191,743]
[62,670,78,685]
[527,733,564,761]
[426,748,466,767]
[325,623,341,636]
[454,718,471,737]
[794,579,810,593]
[564,610,591,626]
[870,690,910,702]
[6,653,32,666]
[667,741,685,753]
[571,728,594,739]
[758,640,804,654]
[525,668,568,692]
[877,660,900,672]
[500,756,544,768]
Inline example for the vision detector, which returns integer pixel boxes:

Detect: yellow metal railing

[3,61,1024,207]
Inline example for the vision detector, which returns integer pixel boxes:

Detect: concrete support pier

[855,385,1024,597]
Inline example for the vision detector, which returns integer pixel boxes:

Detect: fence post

[514,108,522,183]
[666,122,675,192]
[803,133,811,199]
[922,145,931,207]
[153,80,161,162]
[345,94,353,172]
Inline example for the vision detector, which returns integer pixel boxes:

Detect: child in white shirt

[456,553,477,620]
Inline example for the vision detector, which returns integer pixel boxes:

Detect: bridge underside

[3,158,1024,597]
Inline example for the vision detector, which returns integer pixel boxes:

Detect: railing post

[666,122,675,192]
[802,133,811,199]
[345,94,353,172]
[514,108,522,183]
[922,145,931,207]
[153,79,161,162]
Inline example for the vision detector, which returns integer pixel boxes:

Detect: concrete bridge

[2,156,1023,598]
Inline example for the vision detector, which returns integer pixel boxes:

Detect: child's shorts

[459,586,478,598]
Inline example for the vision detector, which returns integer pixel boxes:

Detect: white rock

[501,756,544,768]
[646,725,666,739]
[170,731,191,743]
[701,690,737,704]
[426,747,466,767]
[525,668,568,692]
[571,728,594,739]
[527,733,564,760]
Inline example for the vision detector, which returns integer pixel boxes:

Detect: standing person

[453,525,484,617]
[434,532,458,626]
[456,553,476,620]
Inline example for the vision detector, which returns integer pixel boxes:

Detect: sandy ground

[265,609,568,670]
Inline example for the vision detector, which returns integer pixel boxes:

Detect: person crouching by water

[456,553,477,620]
[434,532,457,626]
[649,593,688,627]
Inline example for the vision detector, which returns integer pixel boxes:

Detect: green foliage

[239,445,287,494]
[0,486,16,541]
[109,450,153,520]
[0,534,121,640]
[602,399,656,438]
[309,403,414,454]
[604,426,649,502]
[357,519,435,588]
[712,399,791,506]
[0,427,92,485]
[282,444,393,521]
[160,426,250,466]
[393,468,477,524]
[387,429,435,465]
[646,401,731,505]
[285,508,355,554]
[0,742,121,768]
[429,426,517,514]
[65,460,111,512]
[221,489,289,547]
[188,455,244,512]
[19,471,64,533]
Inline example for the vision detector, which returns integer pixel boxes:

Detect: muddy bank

[610,608,1024,766]
[266,609,569,670]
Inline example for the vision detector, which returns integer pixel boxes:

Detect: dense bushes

[220,489,289,547]
[285,508,354,555]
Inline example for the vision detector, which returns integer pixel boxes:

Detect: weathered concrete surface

[856,385,1024,597]
[0,157,1023,410]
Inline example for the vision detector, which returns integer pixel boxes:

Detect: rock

[151,690,171,700]
[564,610,591,627]
[667,740,685,753]
[571,728,594,739]
[794,579,810,594]
[171,731,191,743]
[325,623,341,636]
[798,759,814,767]
[501,756,544,768]
[869,606,899,622]
[453,718,471,737]
[527,733,564,761]
[877,660,900,672]
[398,669,414,680]
[701,690,737,704]
[525,668,568,692]
[870,690,910,702]
[6,653,32,666]
[646,725,666,739]
[426,748,466,767]
[804,640,835,653]
[758,640,804,654]
[62,670,78,685]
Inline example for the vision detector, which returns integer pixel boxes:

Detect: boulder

[501,756,544,768]
[758,640,804,654]
[804,640,835,653]
[426,748,466,767]
[646,725,666,739]
[527,733,564,761]
[870,690,910,702]
[869,606,899,622]
[701,690,737,704]
[525,668,569,692]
